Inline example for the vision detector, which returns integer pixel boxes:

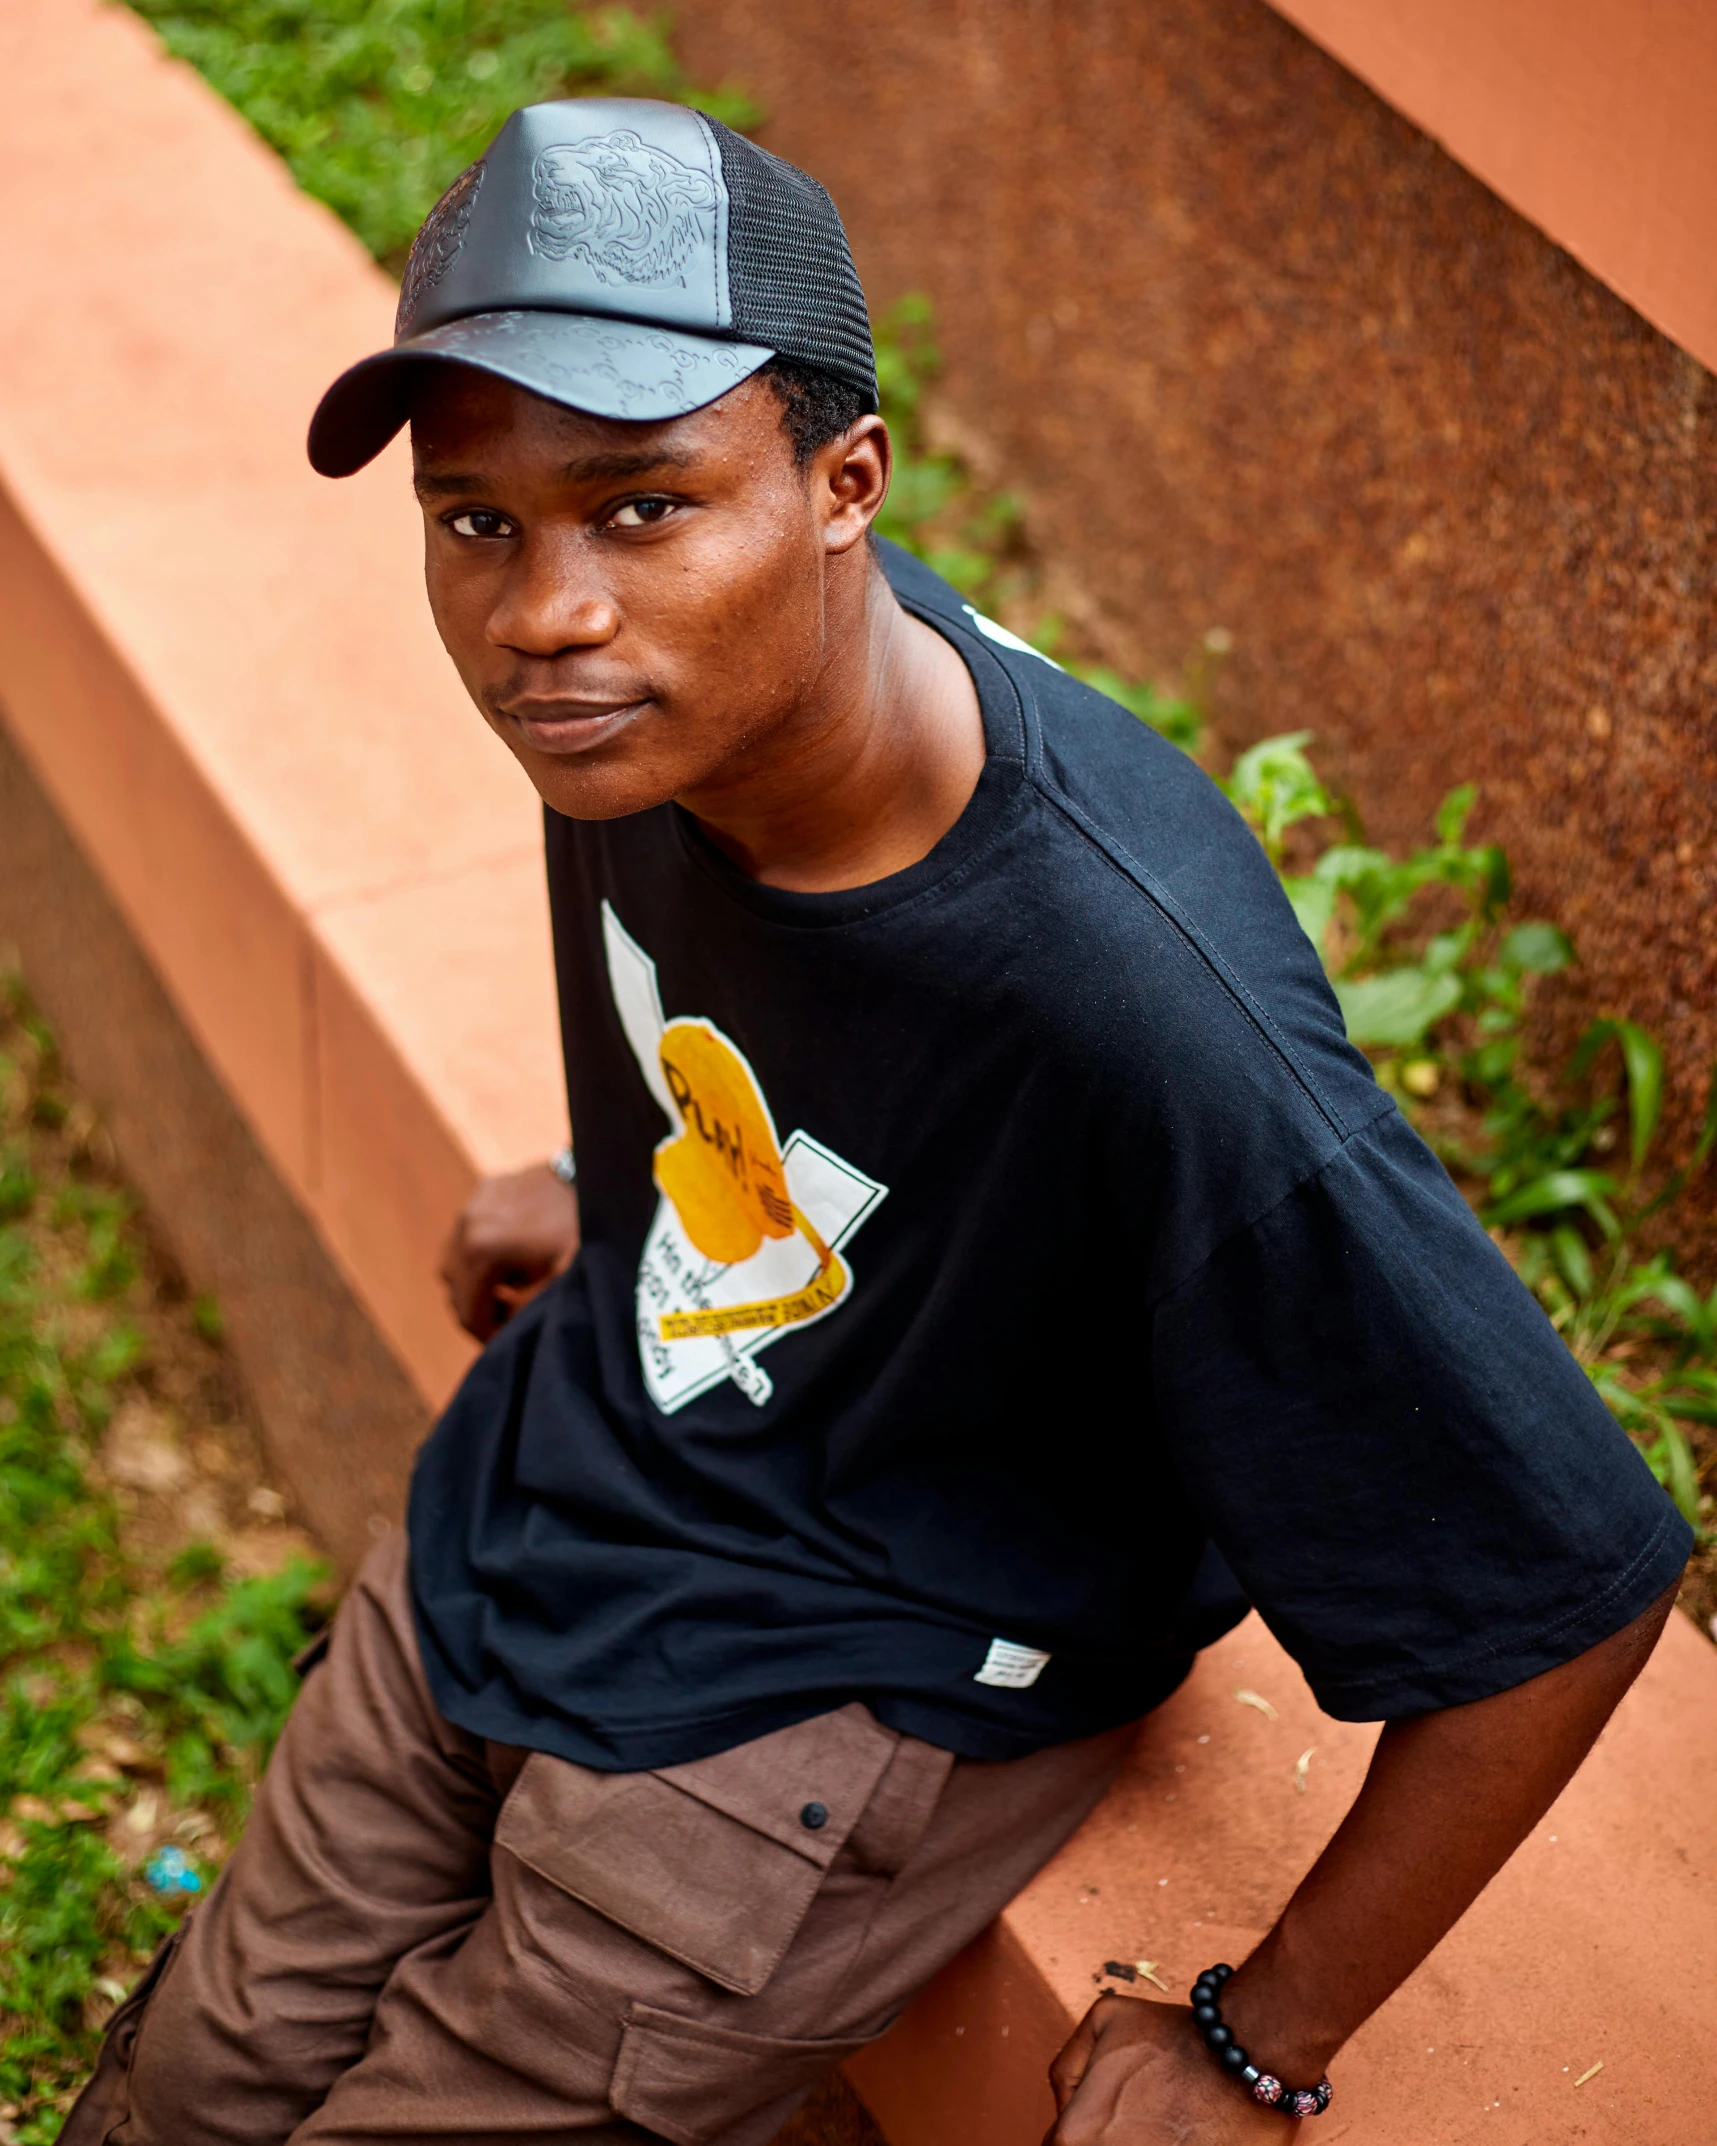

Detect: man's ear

[820,415,891,557]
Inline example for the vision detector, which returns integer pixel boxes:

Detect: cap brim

[308,310,776,477]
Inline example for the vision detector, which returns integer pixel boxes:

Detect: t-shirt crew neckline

[669,596,1032,930]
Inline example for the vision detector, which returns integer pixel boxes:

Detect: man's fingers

[438,1223,494,1339]
[439,1163,581,1339]
[1047,2003,1103,2114]
[451,1258,501,1340]
[493,1268,561,1320]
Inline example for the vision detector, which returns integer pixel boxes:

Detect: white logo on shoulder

[961,605,1064,668]
[974,1638,1053,1689]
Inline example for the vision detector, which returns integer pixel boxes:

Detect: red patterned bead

[1252,2075,1284,2106]
[1285,2088,1322,2117]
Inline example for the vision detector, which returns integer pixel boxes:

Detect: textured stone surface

[676,0,1717,1257]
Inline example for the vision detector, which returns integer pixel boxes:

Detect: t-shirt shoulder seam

[1033,772,1352,1142]
[1148,1095,1399,1311]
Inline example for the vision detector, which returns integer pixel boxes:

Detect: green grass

[0,979,326,2142]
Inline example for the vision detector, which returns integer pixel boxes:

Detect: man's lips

[493,696,651,755]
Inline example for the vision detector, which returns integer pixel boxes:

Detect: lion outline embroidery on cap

[527,131,719,287]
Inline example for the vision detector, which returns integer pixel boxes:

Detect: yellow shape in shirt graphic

[653,1018,847,1341]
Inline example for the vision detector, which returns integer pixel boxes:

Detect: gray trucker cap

[308,99,877,476]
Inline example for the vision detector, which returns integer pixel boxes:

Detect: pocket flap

[494,1707,897,1998]
[610,2001,871,2146]
[654,1703,897,1869]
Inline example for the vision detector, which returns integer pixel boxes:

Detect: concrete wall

[673,0,1717,1253]
[1269,0,1717,375]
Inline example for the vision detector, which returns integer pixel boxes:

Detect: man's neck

[676,559,986,894]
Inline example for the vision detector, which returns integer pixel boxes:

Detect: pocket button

[799,1800,829,1831]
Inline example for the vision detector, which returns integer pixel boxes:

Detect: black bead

[1205,2024,1233,2050]
[1221,2044,1249,2072]
[1191,1981,1217,2005]
[1211,1963,1235,1982]
[799,1801,829,1831]
[1191,2004,1220,2030]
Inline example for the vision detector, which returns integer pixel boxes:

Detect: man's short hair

[759,357,871,467]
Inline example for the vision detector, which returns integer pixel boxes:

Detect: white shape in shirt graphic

[603,901,888,1414]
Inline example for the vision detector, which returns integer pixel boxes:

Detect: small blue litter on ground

[144,1844,202,1895]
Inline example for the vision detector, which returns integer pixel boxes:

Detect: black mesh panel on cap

[705,120,877,406]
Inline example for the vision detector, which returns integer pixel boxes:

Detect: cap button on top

[799,1800,829,1831]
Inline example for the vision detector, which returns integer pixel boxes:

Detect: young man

[73,99,1688,2146]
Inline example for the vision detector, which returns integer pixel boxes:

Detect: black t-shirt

[408,541,1689,1769]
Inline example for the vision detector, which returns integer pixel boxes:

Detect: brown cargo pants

[67,1531,1134,2146]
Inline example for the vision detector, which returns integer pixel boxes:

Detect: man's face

[411,369,884,820]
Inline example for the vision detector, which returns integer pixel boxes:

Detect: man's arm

[440,1162,581,1341]
[1046,1582,1678,2143]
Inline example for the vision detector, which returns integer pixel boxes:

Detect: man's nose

[488,530,619,656]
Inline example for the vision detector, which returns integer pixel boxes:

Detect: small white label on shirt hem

[975,1638,1052,1689]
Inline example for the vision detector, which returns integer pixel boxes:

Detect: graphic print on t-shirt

[603,902,888,1413]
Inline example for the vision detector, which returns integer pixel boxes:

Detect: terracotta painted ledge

[0,6,1711,2142]
[0,0,565,1422]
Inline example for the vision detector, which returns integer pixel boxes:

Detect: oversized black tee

[408,542,1689,1769]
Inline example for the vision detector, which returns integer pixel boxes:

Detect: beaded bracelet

[1189,1965,1333,2118]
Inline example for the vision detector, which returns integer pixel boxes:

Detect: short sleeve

[1152,1105,1692,1720]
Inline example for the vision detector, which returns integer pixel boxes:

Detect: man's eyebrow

[562,447,696,482]
[412,448,697,499]
[413,471,490,498]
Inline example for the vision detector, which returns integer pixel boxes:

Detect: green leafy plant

[1218,738,1565,1059]
[124,0,757,271]
[1473,1020,1717,1520]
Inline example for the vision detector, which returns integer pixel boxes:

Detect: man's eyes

[439,497,680,540]
[446,509,516,539]
[606,497,678,530]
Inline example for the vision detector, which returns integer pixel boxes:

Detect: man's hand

[441,1162,580,1341]
[1046,1998,1283,2144]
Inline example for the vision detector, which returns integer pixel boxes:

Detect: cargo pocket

[609,2001,872,2146]
[57,1914,193,2146]
[492,1703,897,1997]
